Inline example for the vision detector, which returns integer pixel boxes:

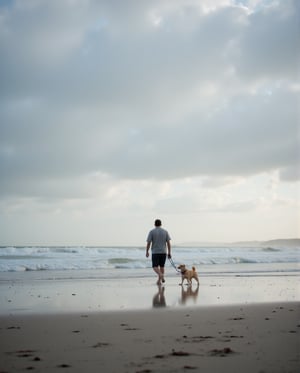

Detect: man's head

[154,219,162,227]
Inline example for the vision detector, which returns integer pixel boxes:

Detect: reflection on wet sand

[153,285,166,308]
[152,283,200,308]
[179,284,199,305]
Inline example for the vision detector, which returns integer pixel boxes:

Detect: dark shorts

[152,254,167,268]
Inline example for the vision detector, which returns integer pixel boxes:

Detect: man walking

[146,219,171,285]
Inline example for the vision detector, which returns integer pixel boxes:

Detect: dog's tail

[192,266,196,272]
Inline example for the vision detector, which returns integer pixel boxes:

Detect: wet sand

[0,271,298,314]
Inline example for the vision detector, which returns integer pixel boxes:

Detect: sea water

[0,245,299,278]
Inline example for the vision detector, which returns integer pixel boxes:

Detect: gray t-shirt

[147,227,171,254]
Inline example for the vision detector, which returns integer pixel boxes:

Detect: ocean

[0,245,299,278]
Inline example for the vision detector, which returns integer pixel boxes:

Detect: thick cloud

[0,0,299,199]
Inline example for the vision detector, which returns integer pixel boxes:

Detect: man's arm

[146,241,151,257]
[167,240,171,258]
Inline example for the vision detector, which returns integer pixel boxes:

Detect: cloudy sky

[0,0,299,246]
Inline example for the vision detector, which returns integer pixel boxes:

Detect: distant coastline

[176,238,300,248]
[0,238,299,249]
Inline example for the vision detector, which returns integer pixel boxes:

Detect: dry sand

[1,301,299,373]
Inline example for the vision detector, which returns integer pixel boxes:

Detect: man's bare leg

[153,267,163,284]
[160,267,165,283]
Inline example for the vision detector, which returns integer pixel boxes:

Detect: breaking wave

[0,245,298,272]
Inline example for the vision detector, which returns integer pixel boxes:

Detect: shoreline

[1,302,299,372]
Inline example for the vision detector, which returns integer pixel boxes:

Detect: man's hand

[146,251,149,258]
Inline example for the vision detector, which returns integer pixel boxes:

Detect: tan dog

[178,264,199,286]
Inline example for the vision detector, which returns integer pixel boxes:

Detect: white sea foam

[0,245,299,273]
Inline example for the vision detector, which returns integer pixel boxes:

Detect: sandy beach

[0,258,299,372]
[1,270,299,373]
[0,301,299,373]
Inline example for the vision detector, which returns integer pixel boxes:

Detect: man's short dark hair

[155,219,162,226]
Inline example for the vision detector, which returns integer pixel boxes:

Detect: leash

[168,256,181,273]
